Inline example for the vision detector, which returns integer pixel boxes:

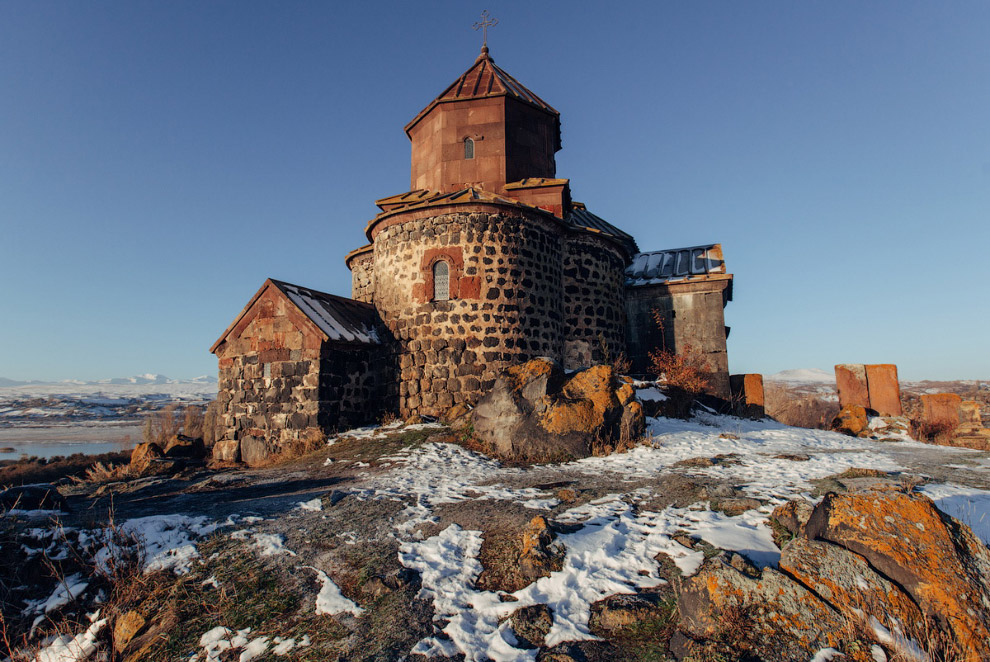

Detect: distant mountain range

[765,368,835,383]
[0,374,217,388]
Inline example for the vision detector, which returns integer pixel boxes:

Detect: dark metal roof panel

[625,244,728,286]
[565,206,638,253]
[270,280,381,345]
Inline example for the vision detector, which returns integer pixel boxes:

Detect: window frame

[432,260,451,301]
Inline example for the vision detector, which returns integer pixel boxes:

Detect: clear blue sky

[1,1,987,382]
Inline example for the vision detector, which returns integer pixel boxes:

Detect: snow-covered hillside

[0,375,216,425]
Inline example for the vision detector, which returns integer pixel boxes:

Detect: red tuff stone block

[835,364,870,409]
[865,364,901,416]
[959,401,983,428]
[921,393,962,428]
[730,374,765,419]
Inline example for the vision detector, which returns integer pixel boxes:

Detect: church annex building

[209,46,734,463]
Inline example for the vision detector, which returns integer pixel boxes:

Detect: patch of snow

[635,386,668,402]
[93,514,218,575]
[357,442,555,536]
[307,567,364,616]
[810,649,844,662]
[34,611,106,662]
[919,483,990,545]
[23,573,89,616]
[297,497,323,512]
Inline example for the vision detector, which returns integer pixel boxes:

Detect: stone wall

[561,234,628,370]
[348,250,375,303]
[625,279,731,399]
[212,287,386,464]
[371,207,565,417]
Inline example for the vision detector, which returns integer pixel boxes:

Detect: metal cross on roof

[473,10,498,48]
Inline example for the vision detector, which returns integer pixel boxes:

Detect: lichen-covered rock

[510,603,553,649]
[589,591,672,634]
[677,558,845,659]
[805,489,990,660]
[113,611,147,653]
[831,404,868,436]
[471,358,646,460]
[779,537,925,656]
[519,515,563,582]
[129,442,173,476]
[770,499,814,543]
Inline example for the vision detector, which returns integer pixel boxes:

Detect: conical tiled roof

[405,47,559,135]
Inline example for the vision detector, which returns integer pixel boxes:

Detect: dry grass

[909,419,957,446]
[68,460,135,485]
[0,451,132,487]
[263,428,328,465]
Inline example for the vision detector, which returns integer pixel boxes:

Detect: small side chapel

[209,41,734,463]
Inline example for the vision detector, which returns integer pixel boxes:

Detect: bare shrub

[764,384,839,430]
[379,411,400,426]
[909,419,956,445]
[69,461,135,485]
[648,311,711,396]
[142,404,181,445]
[202,400,219,447]
[182,405,204,439]
[597,332,631,375]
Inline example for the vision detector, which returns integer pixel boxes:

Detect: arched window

[464,137,475,160]
[433,261,450,301]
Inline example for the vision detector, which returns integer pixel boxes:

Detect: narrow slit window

[464,137,475,160]
[433,261,450,301]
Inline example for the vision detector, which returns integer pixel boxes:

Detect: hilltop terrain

[2,404,990,661]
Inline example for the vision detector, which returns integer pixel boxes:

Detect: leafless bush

[909,419,956,445]
[203,400,219,447]
[764,384,839,430]
[142,404,181,445]
[182,405,204,439]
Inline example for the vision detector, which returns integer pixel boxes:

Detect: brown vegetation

[764,383,839,430]
[0,451,131,487]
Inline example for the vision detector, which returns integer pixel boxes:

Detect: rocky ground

[2,412,990,661]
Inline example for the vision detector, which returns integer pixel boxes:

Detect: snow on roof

[625,244,728,286]
[271,280,380,345]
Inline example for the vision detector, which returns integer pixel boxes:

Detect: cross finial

[473,10,498,51]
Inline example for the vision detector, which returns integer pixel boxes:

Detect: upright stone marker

[835,364,870,409]
[864,364,902,416]
[920,393,962,428]
[730,373,765,419]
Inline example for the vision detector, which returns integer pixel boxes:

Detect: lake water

[0,423,141,460]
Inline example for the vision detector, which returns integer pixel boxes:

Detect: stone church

[210,46,733,462]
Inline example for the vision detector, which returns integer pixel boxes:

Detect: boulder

[778,537,925,657]
[163,434,206,459]
[769,499,814,545]
[677,558,845,660]
[471,359,646,461]
[239,435,271,466]
[835,364,870,410]
[864,364,902,416]
[805,489,990,660]
[211,439,241,463]
[510,603,553,649]
[831,404,868,436]
[129,442,164,473]
[113,611,147,653]
[0,484,69,512]
[589,591,672,634]
[519,515,563,582]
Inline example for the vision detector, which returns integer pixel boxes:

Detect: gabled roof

[566,203,639,254]
[210,279,380,353]
[625,244,731,287]
[405,47,559,136]
[273,280,380,345]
